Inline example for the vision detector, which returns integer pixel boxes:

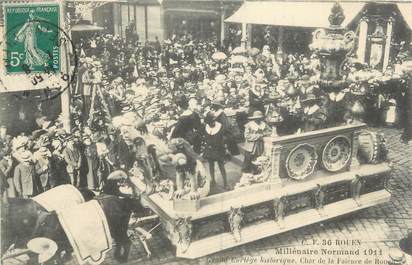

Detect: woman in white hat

[242,111,271,174]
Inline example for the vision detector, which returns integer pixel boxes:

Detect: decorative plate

[322,136,351,172]
[286,144,318,180]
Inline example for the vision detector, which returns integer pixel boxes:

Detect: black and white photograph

[0,0,412,264]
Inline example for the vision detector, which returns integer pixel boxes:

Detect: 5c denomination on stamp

[1,2,78,101]
[4,4,60,74]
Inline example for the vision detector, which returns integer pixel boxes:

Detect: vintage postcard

[0,0,411,265]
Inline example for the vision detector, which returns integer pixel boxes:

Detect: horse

[1,185,145,264]
[35,194,144,263]
[1,188,95,263]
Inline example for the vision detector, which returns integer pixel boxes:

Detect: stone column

[276,27,284,64]
[382,17,394,71]
[357,17,369,63]
[112,3,120,37]
[241,22,247,48]
[159,4,165,41]
[246,24,252,49]
[144,5,148,41]
[220,7,225,48]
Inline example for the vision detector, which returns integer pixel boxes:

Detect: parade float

[130,3,392,259]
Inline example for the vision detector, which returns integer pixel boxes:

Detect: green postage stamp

[4,3,60,74]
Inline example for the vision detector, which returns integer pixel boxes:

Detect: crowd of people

[1,30,410,199]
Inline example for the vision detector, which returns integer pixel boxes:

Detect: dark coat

[215,111,240,155]
[115,140,136,170]
[171,111,203,153]
[13,162,36,197]
[248,90,266,114]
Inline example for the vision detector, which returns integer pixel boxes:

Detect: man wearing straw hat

[63,135,82,187]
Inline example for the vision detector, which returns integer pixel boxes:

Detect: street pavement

[66,127,412,265]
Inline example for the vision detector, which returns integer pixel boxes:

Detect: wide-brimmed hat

[136,78,146,86]
[254,68,265,77]
[301,93,320,104]
[107,170,128,180]
[249,111,265,120]
[174,153,187,166]
[51,139,62,150]
[122,105,133,113]
[252,156,269,166]
[27,237,58,264]
[93,61,101,67]
[12,136,29,151]
[96,142,109,156]
[229,67,244,74]
[215,74,226,83]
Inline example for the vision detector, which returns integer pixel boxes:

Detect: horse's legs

[121,239,132,263]
[113,238,132,263]
[113,244,122,262]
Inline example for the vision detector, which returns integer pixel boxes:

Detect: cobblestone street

[71,127,411,265]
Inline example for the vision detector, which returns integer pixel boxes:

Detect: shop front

[164,9,219,41]
[162,0,241,46]
[97,0,241,45]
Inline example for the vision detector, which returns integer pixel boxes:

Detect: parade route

[2,1,412,264]
[64,127,411,265]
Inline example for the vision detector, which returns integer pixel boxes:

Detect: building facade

[93,0,242,45]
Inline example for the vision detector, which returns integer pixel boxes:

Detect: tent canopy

[225,1,366,28]
[71,23,104,32]
[397,3,412,31]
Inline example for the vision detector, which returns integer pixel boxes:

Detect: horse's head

[1,198,66,258]
[2,198,39,251]
[78,188,96,202]
[31,211,60,239]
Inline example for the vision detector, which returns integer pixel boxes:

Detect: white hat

[96,142,109,156]
[174,153,187,166]
[27,237,58,264]
[107,170,128,180]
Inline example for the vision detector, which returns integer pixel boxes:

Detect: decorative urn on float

[310,2,356,83]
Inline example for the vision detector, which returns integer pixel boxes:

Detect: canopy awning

[225,1,366,28]
[71,24,104,32]
[397,3,412,31]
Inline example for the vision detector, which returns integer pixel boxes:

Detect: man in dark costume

[171,95,203,153]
